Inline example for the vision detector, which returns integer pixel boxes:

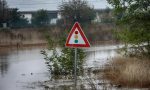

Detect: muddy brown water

[0,45,119,90]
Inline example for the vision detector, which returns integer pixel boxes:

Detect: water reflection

[0,52,9,77]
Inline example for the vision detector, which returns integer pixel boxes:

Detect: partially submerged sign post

[65,22,90,89]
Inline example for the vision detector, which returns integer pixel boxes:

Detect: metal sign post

[74,48,77,89]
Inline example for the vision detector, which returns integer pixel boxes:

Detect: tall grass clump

[104,57,150,88]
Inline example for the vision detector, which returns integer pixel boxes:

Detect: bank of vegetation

[103,0,150,88]
[0,23,116,48]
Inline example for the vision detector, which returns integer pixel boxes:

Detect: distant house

[20,10,61,24]
[93,8,113,23]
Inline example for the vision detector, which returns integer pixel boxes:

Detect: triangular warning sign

[65,22,90,48]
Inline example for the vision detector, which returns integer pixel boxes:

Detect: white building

[20,10,60,24]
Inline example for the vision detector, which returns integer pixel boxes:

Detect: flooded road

[0,45,119,90]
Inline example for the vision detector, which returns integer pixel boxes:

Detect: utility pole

[2,0,7,28]
[2,0,4,23]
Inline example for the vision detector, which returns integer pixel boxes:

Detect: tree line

[0,0,114,28]
[107,0,150,58]
[0,0,29,28]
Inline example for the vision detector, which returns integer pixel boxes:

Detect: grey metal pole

[74,48,77,89]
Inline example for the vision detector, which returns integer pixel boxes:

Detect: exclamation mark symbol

[74,31,78,43]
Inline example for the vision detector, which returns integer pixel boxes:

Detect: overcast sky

[6,0,111,11]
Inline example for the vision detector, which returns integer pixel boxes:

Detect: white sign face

[65,22,90,48]
[68,28,86,44]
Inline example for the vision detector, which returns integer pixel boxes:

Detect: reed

[103,57,150,88]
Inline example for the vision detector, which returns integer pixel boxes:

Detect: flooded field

[0,45,120,90]
[0,47,49,90]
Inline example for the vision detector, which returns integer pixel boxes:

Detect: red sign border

[65,22,90,48]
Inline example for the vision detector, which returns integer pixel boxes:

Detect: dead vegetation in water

[103,57,150,88]
[0,24,117,47]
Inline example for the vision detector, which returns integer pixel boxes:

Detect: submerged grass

[103,57,150,88]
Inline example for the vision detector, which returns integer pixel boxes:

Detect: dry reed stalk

[103,57,150,88]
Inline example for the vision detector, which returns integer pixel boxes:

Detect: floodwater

[84,45,120,68]
[0,45,119,90]
[0,47,49,90]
